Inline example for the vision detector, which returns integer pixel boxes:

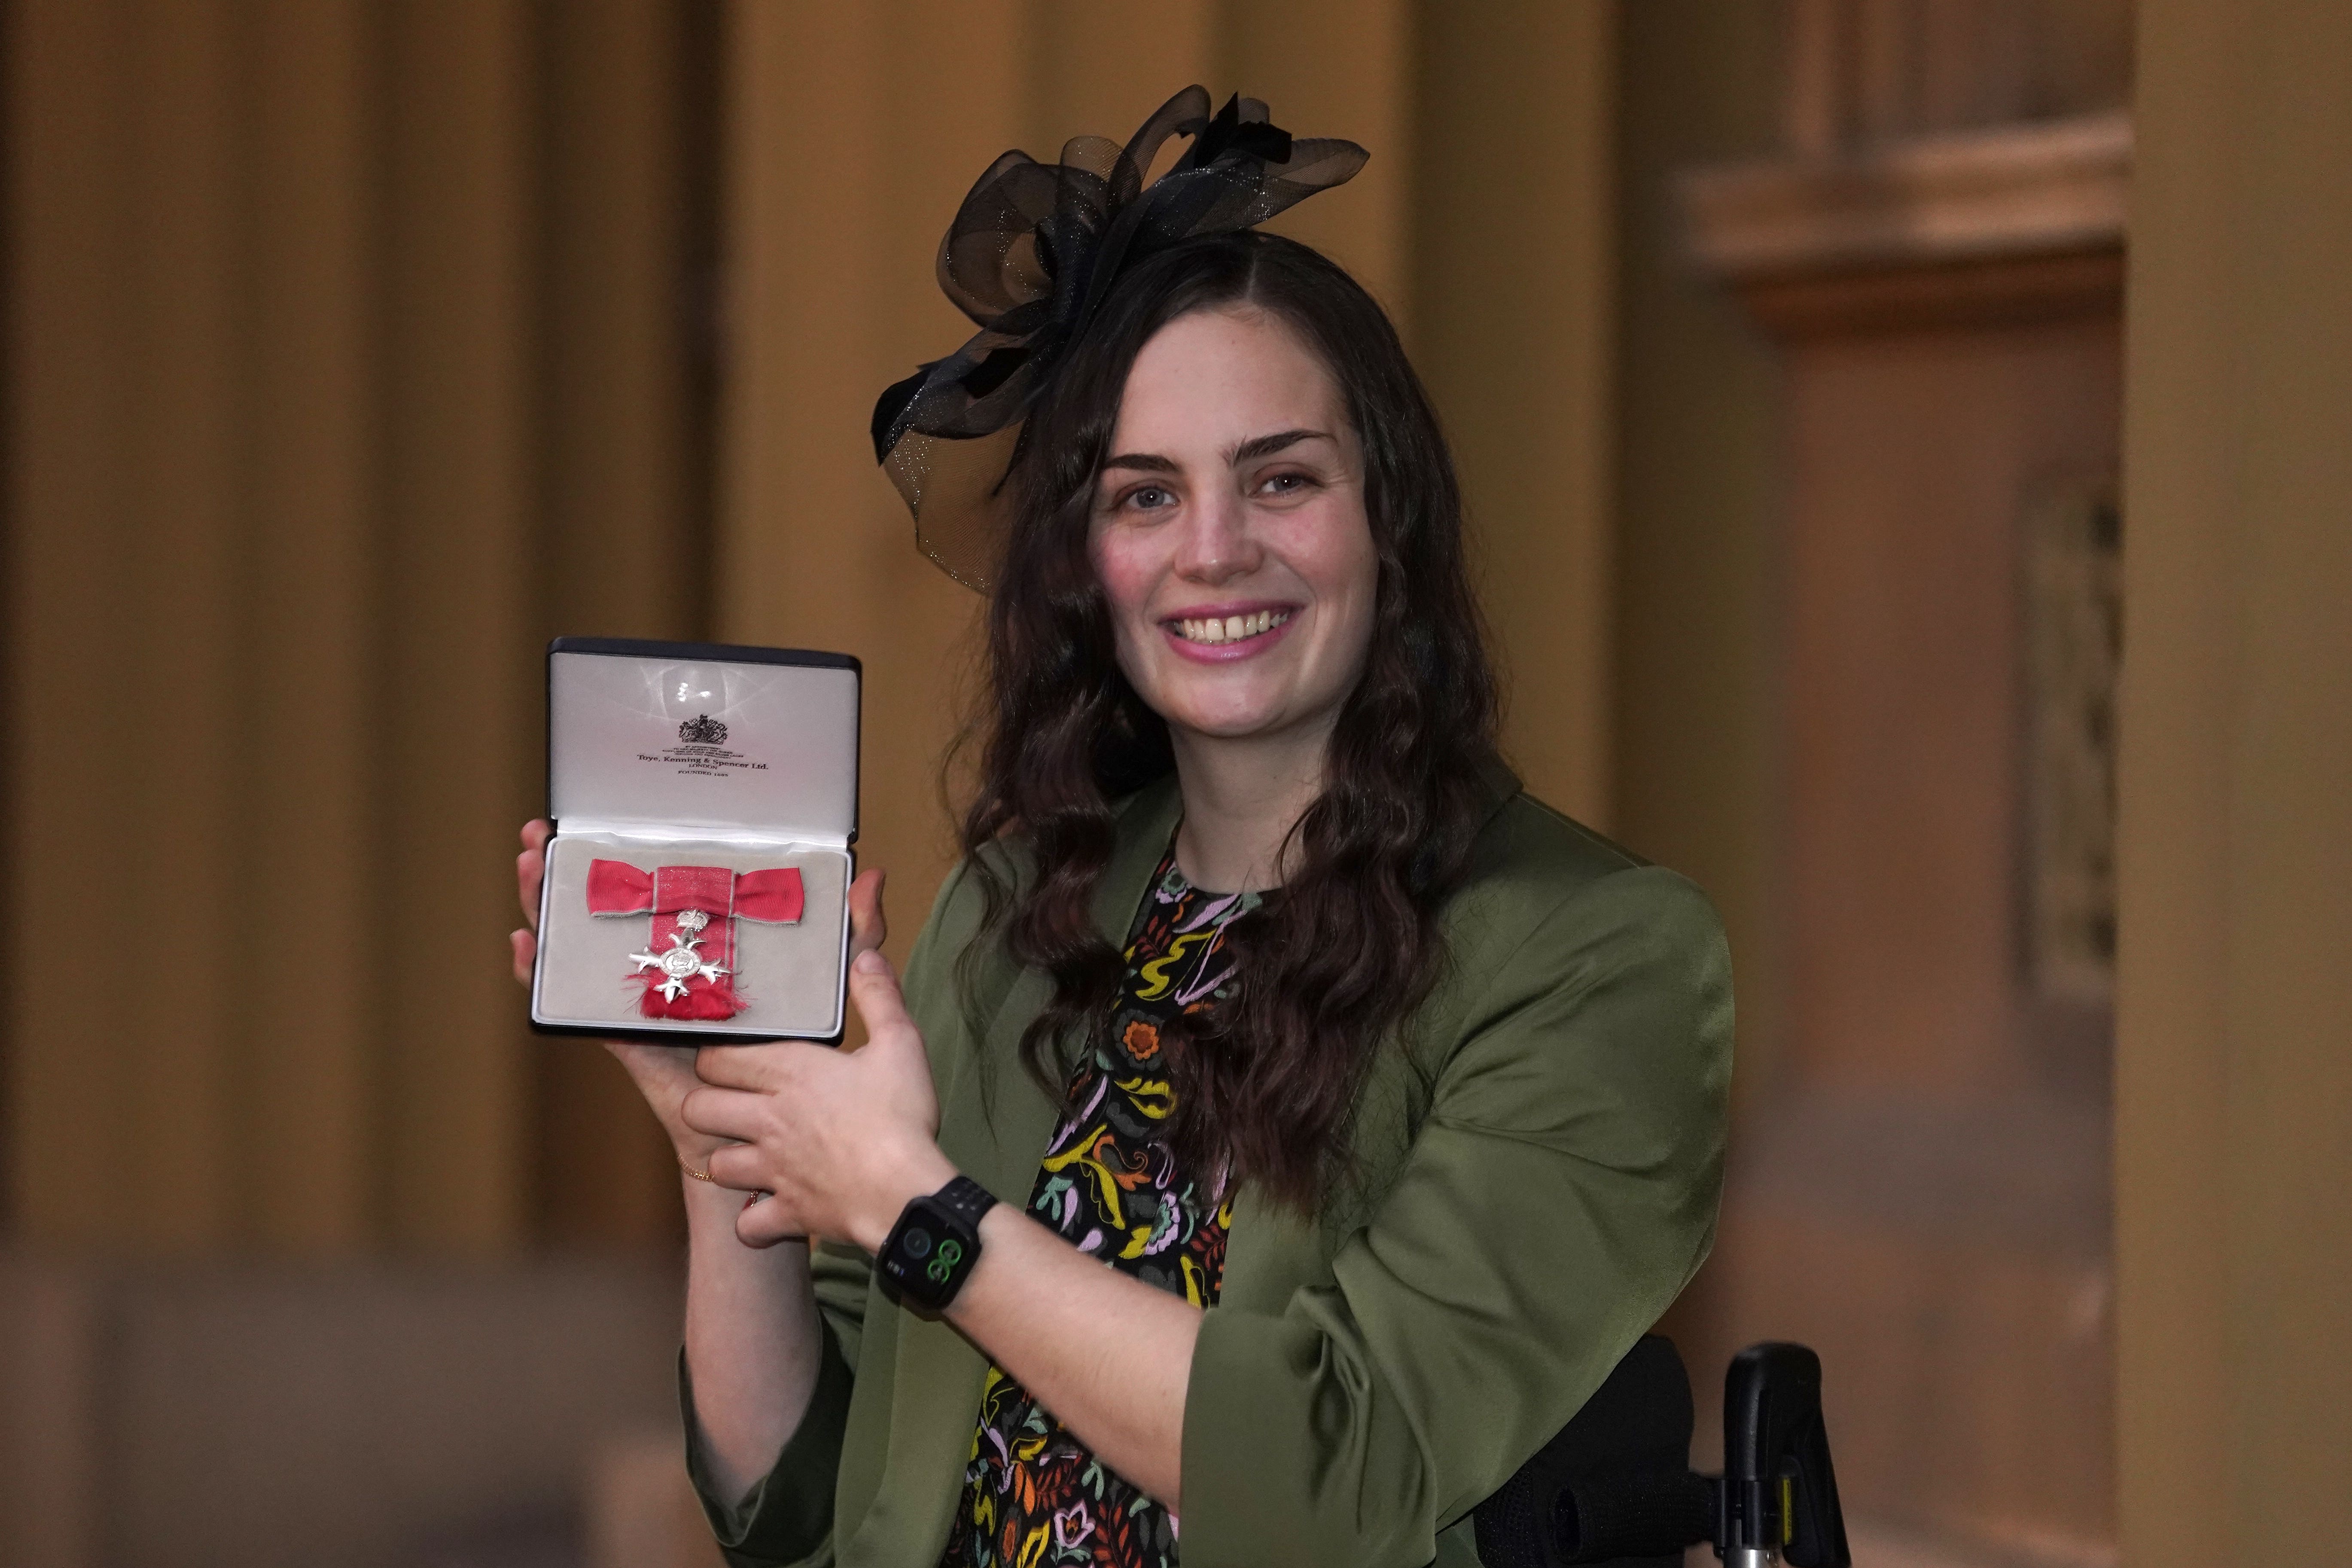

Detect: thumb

[847,948,936,1133]
[847,947,917,1049]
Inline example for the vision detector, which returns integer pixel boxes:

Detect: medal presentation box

[530,637,860,1044]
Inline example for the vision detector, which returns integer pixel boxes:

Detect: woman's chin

[1158,697,1319,747]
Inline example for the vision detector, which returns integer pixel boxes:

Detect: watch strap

[931,1173,998,1231]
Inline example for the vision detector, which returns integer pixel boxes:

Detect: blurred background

[3,2,2344,1566]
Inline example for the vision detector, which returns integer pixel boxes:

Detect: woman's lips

[1160,606,1298,662]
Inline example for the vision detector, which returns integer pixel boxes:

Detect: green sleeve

[1179,866,1734,1568]
[682,1320,857,1568]
[679,861,988,1566]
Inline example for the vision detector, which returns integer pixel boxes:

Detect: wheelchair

[1473,1338,1851,1568]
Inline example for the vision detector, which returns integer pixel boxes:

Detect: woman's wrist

[850,1143,960,1254]
[677,1165,752,1234]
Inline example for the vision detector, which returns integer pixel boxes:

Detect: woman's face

[1089,305,1379,752]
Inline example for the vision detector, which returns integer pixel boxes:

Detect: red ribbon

[586,859,804,1020]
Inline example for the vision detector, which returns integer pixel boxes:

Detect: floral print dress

[938,849,1257,1568]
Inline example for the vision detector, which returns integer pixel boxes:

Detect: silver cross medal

[631,907,730,1002]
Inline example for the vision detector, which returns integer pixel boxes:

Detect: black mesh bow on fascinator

[871,85,1368,592]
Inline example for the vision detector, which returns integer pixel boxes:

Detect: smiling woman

[509,87,1731,1568]
[972,232,1499,1224]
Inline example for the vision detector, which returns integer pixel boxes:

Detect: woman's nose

[1173,490,1263,584]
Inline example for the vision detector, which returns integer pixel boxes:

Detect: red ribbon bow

[586,859,804,1020]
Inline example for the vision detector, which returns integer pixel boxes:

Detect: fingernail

[854,949,886,974]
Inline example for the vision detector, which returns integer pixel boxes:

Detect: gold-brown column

[238,0,381,1251]
[378,0,537,1251]
[1412,1,1618,829]
[7,0,245,1248]
[2117,0,2352,1559]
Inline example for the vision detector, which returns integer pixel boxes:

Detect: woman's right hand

[512,819,717,1165]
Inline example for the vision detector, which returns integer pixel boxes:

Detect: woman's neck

[1166,722,1332,894]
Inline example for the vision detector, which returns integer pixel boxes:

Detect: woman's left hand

[682,944,957,1251]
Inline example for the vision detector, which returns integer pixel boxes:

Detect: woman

[511,89,1728,1568]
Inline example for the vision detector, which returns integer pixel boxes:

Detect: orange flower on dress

[1122,1019,1161,1061]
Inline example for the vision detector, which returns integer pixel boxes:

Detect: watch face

[908,1232,964,1279]
[884,1199,976,1308]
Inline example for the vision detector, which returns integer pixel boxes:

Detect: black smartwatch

[877,1175,997,1311]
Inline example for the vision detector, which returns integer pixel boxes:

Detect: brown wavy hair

[955,231,1500,1214]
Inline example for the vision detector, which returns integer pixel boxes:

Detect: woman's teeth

[1173,609,1291,645]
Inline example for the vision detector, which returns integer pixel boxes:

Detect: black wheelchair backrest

[1472,1336,1851,1568]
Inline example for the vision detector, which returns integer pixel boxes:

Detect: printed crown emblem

[678,713,728,746]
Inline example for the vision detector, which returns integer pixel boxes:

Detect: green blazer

[689,766,1732,1568]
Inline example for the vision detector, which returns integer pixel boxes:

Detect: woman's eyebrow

[1099,428,1333,476]
[1100,451,1179,474]
[1229,428,1331,463]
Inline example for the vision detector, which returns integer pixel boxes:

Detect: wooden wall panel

[1701,313,2122,1557]
[1655,6,2133,1561]
[1785,320,2120,1098]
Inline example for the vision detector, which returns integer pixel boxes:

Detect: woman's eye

[1126,485,1174,512]
[1259,472,1313,496]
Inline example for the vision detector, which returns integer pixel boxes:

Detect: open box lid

[548,637,860,846]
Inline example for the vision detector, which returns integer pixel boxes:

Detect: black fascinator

[871,85,1368,591]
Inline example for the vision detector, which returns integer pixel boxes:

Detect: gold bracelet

[680,1160,716,1183]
